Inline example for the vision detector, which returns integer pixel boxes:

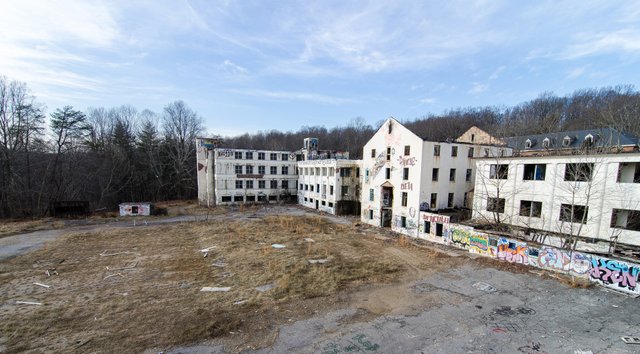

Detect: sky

[1,1,639,137]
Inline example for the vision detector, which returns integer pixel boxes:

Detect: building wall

[196,139,298,205]
[456,126,506,146]
[297,159,361,215]
[473,153,640,249]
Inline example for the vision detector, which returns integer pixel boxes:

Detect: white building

[297,159,361,215]
[473,128,640,251]
[196,137,298,206]
[360,118,509,236]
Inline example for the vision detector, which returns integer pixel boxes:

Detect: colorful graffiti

[589,256,640,295]
[497,238,528,264]
[469,234,490,255]
[531,247,590,275]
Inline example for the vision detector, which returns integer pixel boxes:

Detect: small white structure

[473,152,640,251]
[119,202,152,216]
[360,118,509,236]
[298,159,361,215]
[196,138,298,206]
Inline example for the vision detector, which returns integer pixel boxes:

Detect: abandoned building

[196,137,298,206]
[296,137,361,215]
[473,128,640,252]
[119,202,153,216]
[359,117,510,236]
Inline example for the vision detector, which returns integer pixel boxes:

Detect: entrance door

[381,209,392,227]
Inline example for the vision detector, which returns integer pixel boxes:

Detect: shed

[119,202,153,216]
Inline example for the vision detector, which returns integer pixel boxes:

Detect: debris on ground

[233,300,247,305]
[33,282,51,288]
[472,282,496,293]
[200,287,231,292]
[103,273,124,280]
[106,261,138,271]
[255,283,276,292]
[45,268,58,276]
[271,244,286,249]
[308,259,330,265]
[621,336,640,344]
[99,250,141,257]
[304,238,315,243]
[16,301,43,306]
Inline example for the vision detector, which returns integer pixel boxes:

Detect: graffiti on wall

[589,256,640,295]
[371,152,386,178]
[529,247,590,275]
[401,182,413,191]
[497,238,529,265]
[217,149,233,157]
[397,156,416,166]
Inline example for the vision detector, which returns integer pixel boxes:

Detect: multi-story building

[360,118,508,236]
[196,137,298,206]
[472,128,640,251]
[297,159,361,215]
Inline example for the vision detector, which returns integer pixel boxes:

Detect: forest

[1,74,639,218]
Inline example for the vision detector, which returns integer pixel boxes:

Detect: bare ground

[0,211,466,353]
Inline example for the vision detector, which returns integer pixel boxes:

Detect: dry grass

[0,215,406,353]
[0,219,66,238]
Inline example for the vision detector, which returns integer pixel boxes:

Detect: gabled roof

[504,128,639,151]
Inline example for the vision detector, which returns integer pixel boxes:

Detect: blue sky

[1,1,639,137]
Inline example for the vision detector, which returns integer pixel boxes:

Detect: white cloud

[228,89,355,104]
[220,60,248,75]
[566,66,587,79]
[562,29,640,59]
[489,66,506,80]
[420,97,436,104]
[468,82,488,95]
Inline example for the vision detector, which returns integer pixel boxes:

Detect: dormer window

[584,134,594,146]
[562,136,572,147]
[525,139,532,149]
[542,138,550,149]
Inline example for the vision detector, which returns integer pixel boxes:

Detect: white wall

[297,159,361,214]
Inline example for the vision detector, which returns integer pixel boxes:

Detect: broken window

[451,146,458,157]
[435,223,444,236]
[523,164,546,181]
[466,169,472,182]
[371,149,376,158]
[617,162,640,183]
[341,186,349,197]
[282,180,288,189]
[448,193,454,208]
[519,200,542,217]
[131,206,139,214]
[270,180,277,189]
[221,196,232,202]
[449,169,456,182]
[487,197,505,213]
[432,168,439,181]
[386,147,391,161]
[402,192,408,207]
[424,221,431,234]
[330,186,334,195]
[401,216,406,228]
[468,147,474,157]
[611,209,640,231]
[369,210,374,220]
[559,204,588,224]
[430,193,437,209]
[340,168,352,177]
[434,145,440,156]
[234,196,243,202]
[564,163,593,182]
[489,164,509,179]
[258,180,266,189]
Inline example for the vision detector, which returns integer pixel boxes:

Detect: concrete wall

[297,159,362,215]
[473,153,640,249]
[119,203,152,216]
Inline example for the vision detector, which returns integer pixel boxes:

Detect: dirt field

[0,210,466,353]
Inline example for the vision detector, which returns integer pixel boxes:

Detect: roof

[503,128,639,151]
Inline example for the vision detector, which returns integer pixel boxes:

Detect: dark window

[310,185,314,192]
[404,145,410,155]
[435,223,444,236]
[257,152,265,160]
[245,165,253,174]
[611,209,640,231]
[235,151,242,159]
[424,221,431,234]
[270,166,277,174]
[617,162,640,183]
[356,168,360,178]
[221,196,232,202]
[235,165,243,174]
[401,216,406,227]
[270,180,277,189]
[432,168,439,181]
[328,202,333,207]
[385,168,391,179]
[236,180,243,189]
[490,164,509,179]
[559,204,588,224]
[386,147,391,161]
[246,180,253,189]
[282,180,288,189]
[466,169,472,182]
[371,149,376,158]
[245,151,253,159]
[369,210,374,219]
[403,168,409,180]
[282,166,289,175]
[258,180,266,189]
[468,147,474,157]
[449,169,456,182]
[131,206,139,214]
[270,153,277,160]
[451,146,458,157]
[448,193,454,208]
[388,122,393,134]
[564,163,593,182]
[341,186,349,196]
[330,186,334,195]
[519,200,542,217]
[234,196,243,202]
[434,145,440,156]
[340,168,352,177]
[369,189,374,201]
[430,193,437,209]
[523,164,546,181]
[487,197,505,213]
[258,166,266,175]
[269,195,278,201]
[282,153,288,161]
[402,192,408,207]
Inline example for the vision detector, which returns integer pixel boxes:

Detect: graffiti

[533,248,590,275]
[494,306,536,316]
[419,202,429,211]
[371,152,386,178]
[217,149,233,157]
[421,213,450,224]
[489,322,521,333]
[396,156,416,166]
[400,182,413,190]
[497,238,528,264]
[322,333,380,353]
[409,207,416,218]
[450,228,471,249]
[468,235,489,255]
[589,256,640,294]
[517,342,546,354]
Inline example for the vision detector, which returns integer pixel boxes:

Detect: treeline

[1,73,639,218]
[0,76,203,217]
[224,85,640,155]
